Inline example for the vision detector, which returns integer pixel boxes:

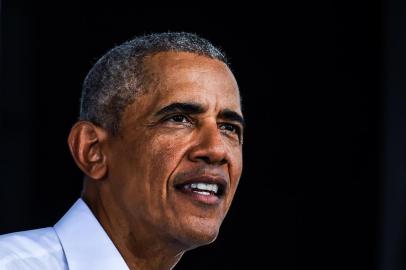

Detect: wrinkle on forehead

[146,52,240,107]
[146,52,238,89]
[122,51,242,128]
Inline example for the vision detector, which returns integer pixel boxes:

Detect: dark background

[1,1,405,270]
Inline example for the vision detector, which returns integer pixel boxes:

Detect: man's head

[68,33,244,255]
[79,32,229,135]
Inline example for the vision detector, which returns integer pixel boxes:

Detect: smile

[174,175,227,205]
[180,183,222,196]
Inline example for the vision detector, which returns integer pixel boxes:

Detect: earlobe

[68,121,108,180]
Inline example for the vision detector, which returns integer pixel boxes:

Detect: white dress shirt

[0,199,129,270]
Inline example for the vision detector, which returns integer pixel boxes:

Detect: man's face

[104,52,243,249]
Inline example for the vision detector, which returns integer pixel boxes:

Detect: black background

[2,1,403,269]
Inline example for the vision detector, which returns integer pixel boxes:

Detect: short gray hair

[79,32,228,135]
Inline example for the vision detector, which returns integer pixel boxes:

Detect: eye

[167,115,190,124]
[219,123,243,143]
[219,123,239,134]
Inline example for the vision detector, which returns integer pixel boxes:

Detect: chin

[175,219,222,251]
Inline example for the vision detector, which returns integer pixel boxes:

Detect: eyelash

[168,115,191,124]
[165,114,241,136]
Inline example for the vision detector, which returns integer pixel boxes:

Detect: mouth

[174,176,227,205]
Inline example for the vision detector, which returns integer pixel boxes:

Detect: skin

[68,52,244,270]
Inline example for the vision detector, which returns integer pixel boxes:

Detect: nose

[188,123,228,165]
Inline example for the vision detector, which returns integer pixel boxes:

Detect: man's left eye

[219,123,239,134]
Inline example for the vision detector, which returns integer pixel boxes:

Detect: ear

[68,121,109,180]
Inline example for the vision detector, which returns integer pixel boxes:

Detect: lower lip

[176,189,221,205]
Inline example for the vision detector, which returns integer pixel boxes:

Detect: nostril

[197,156,211,164]
[188,131,228,164]
[194,155,227,165]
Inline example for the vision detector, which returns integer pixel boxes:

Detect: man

[0,32,244,270]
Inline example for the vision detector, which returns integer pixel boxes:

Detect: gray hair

[79,32,228,135]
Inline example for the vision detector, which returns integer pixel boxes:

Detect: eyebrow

[219,109,245,128]
[154,102,245,127]
[154,102,205,116]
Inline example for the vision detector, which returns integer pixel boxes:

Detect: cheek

[226,141,243,176]
[145,133,189,184]
[113,134,188,217]
[228,147,243,192]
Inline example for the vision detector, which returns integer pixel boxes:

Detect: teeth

[195,191,211,196]
[197,183,206,190]
[186,183,219,194]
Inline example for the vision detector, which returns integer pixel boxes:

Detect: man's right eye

[167,115,190,123]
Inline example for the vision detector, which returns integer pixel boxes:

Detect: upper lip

[173,174,229,194]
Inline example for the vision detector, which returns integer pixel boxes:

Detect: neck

[82,185,185,270]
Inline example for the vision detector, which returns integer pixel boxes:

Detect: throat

[82,192,185,270]
[121,234,185,270]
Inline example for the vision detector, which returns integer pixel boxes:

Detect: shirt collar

[54,198,129,270]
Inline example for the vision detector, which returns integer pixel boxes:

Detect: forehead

[141,51,241,113]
